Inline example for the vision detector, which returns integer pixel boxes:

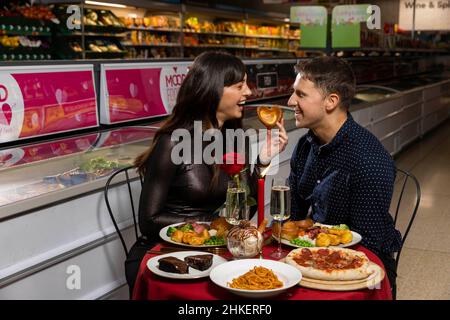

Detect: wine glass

[225,180,248,225]
[269,177,291,259]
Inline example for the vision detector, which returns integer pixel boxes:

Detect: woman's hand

[258,118,288,165]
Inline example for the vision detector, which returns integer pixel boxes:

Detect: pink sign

[101,63,189,124]
[0,67,98,143]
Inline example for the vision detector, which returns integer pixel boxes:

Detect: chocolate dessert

[184,254,213,271]
[158,256,189,274]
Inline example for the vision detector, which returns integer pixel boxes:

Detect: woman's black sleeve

[138,134,213,239]
[138,134,179,239]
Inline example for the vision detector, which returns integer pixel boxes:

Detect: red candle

[258,177,265,227]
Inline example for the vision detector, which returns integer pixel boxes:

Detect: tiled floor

[391,119,450,300]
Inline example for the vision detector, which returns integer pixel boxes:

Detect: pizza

[285,247,372,281]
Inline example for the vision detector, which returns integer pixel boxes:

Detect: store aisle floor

[391,119,450,300]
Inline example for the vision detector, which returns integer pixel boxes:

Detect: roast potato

[316,233,331,247]
[328,234,341,246]
[171,230,184,243]
[340,231,353,244]
[189,236,205,246]
[182,230,196,244]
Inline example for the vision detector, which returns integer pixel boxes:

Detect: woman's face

[216,74,252,126]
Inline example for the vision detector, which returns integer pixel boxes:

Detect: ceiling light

[85,1,127,8]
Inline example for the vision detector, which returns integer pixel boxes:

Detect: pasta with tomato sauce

[228,266,283,290]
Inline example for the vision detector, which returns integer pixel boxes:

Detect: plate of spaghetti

[209,259,302,298]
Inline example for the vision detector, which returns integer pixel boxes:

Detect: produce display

[0,1,446,61]
[0,3,55,60]
[83,9,125,29]
[87,39,122,53]
[124,15,181,30]
[18,5,55,21]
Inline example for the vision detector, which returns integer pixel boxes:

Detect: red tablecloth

[132,243,392,300]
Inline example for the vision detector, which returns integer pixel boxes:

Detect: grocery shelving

[0,5,54,61]
[2,1,446,61]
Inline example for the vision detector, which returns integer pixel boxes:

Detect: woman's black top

[138,133,260,241]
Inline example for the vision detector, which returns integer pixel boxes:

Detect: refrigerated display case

[348,68,450,156]
[0,64,99,144]
[0,126,156,218]
[380,72,450,139]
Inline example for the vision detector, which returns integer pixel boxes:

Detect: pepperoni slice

[301,248,312,257]
[317,249,330,256]
[326,251,341,264]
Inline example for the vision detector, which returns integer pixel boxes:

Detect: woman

[135,51,287,242]
[127,51,287,293]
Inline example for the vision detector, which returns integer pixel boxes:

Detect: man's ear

[325,93,340,112]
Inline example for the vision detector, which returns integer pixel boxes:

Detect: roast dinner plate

[275,223,362,248]
[159,221,227,248]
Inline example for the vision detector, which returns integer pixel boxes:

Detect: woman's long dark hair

[135,51,246,176]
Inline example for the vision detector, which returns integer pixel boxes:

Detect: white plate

[147,251,228,280]
[159,221,226,248]
[209,259,302,298]
[277,224,362,248]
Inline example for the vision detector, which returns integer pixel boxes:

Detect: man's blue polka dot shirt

[289,114,402,255]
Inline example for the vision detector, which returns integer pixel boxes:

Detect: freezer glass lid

[354,87,394,102]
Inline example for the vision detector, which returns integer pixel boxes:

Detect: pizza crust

[285,247,373,281]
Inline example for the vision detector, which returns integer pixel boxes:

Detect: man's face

[287,74,327,129]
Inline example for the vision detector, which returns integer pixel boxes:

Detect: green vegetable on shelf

[204,236,225,245]
[79,157,121,173]
[166,226,177,237]
[290,238,314,247]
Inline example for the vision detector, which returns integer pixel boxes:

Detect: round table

[132,241,393,300]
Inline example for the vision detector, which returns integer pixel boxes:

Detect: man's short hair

[295,56,356,109]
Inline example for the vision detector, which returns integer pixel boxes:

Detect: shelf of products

[122,14,182,58]
[181,16,299,58]
[51,4,127,60]
[0,2,446,61]
[0,4,55,60]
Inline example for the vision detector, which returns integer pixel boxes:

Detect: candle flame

[260,164,271,177]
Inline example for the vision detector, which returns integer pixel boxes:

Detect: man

[287,56,402,297]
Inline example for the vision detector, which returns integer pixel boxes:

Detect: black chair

[104,165,151,298]
[391,168,421,299]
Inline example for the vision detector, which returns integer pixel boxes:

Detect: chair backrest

[392,168,421,269]
[104,165,143,256]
